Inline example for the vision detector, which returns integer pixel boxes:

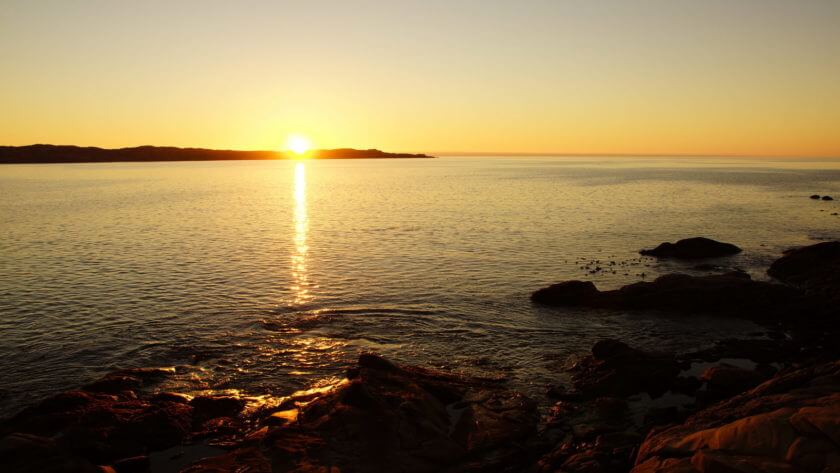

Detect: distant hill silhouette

[0,145,433,164]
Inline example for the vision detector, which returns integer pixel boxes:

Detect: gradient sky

[1,0,839,156]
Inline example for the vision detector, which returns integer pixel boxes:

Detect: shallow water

[1,156,839,416]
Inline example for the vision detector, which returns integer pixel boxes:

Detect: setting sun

[287,135,312,156]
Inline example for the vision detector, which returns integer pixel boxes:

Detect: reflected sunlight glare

[291,162,310,304]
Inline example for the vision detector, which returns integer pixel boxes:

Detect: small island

[0,144,434,164]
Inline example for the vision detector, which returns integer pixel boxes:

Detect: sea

[1,156,839,417]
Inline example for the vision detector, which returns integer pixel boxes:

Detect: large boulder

[640,237,742,259]
[532,272,805,320]
[632,360,840,473]
[768,241,840,304]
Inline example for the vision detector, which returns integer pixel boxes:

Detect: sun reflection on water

[291,162,310,304]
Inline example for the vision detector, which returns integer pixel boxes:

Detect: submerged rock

[533,271,804,320]
[640,237,742,259]
[811,194,822,199]
[632,360,840,472]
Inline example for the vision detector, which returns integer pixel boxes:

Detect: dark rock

[594,397,628,420]
[546,384,568,399]
[643,406,687,428]
[632,360,840,472]
[592,339,637,360]
[83,375,142,394]
[112,455,149,473]
[685,338,799,364]
[640,237,742,259]
[532,272,806,320]
[698,363,770,401]
[823,195,834,201]
[810,194,822,199]
[189,396,245,422]
[357,352,399,371]
[216,354,539,473]
[113,401,193,450]
[0,385,202,467]
[82,368,173,395]
[537,395,640,472]
[0,433,101,473]
[531,280,600,305]
[179,446,271,473]
[149,392,191,404]
[670,376,702,396]
[768,241,840,304]
[692,263,721,271]
[571,340,681,398]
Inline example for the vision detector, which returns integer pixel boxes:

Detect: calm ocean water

[1,156,839,416]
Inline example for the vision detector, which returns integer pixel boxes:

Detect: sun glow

[286,135,312,156]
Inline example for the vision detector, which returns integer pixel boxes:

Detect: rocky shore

[2,240,838,472]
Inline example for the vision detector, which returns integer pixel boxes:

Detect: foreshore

[1,240,838,472]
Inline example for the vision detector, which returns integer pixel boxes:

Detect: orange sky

[1,1,839,157]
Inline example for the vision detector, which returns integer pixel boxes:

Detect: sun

[286,134,312,156]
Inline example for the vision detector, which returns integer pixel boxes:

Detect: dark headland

[0,144,433,164]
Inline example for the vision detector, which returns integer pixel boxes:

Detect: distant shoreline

[0,144,434,164]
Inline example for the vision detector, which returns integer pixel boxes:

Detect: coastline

[0,144,434,164]
[2,239,838,472]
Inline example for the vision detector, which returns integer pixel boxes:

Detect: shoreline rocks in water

[639,237,742,259]
[0,354,540,473]
[2,346,839,472]
[3,241,839,472]
[531,271,806,320]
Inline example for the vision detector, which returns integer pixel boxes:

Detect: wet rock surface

[639,237,742,259]
[0,369,247,473]
[178,353,540,473]
[1,355,540,473]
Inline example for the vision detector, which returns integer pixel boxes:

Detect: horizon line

[3,144,839,160]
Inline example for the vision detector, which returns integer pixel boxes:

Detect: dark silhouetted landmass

[0,144,433,164]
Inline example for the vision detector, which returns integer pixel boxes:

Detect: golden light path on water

[291,162,310,304]
[280,161,348,379]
